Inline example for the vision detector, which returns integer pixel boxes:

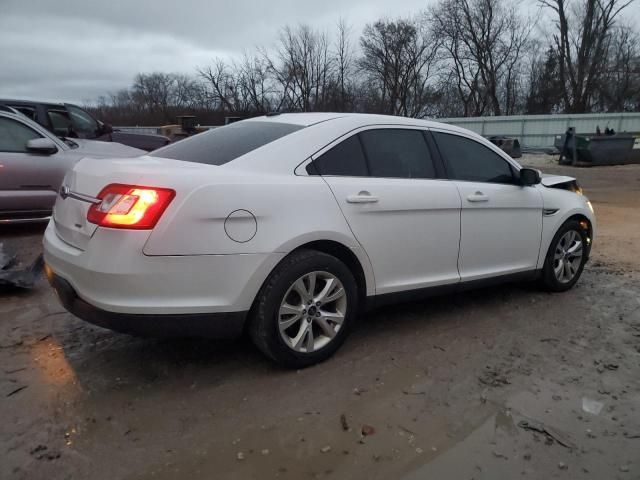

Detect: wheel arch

[244,238,373,336]
[290,239,369,305]
[248,237,373,316]
[538,211,594,269]
[565,213,593,259]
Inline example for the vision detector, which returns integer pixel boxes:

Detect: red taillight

[87,184,175,229]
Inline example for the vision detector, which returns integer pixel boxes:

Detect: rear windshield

[150,121,304,165]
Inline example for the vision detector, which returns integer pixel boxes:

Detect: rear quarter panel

[143,170,375,295]
[143,171,361,255]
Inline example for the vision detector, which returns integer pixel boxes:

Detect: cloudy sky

[1,0,639,104]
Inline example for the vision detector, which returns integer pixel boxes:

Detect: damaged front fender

[541,174,582,193]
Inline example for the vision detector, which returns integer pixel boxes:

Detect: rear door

[431,130,543,281]
[0,116,68,214]
[310,127,461,295]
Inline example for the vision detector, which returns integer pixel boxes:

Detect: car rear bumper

[47,271,247,338]
[43,220,285,335]
[0,210,51,224]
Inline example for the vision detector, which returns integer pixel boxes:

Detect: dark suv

[0,99,170,151]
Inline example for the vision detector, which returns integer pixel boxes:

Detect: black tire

[540,220,588,292]
[248,249,358,368]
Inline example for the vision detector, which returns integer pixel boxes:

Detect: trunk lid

[53,167,101,251]
[52,155,209,250]
[72,138,146,158]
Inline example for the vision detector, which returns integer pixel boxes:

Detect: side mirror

[26,138,58,155]
[519,167,541,186]
[100,122,113,134]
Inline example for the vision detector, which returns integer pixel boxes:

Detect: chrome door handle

[467,191,489,202]
[346,191,379,204]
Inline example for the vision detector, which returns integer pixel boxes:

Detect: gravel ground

[1,157,639,480]
[519,153,561,169]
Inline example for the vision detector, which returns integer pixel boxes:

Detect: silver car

[0,109,144,223]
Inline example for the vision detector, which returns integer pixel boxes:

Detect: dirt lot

[2,158,640,480]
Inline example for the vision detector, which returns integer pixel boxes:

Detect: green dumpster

[555,133,640,166]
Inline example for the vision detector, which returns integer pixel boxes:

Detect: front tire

[541,220,588,292]
[249,249,358,368]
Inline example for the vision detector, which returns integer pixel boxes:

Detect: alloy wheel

[278,271,347,353]
[553,230,583,283]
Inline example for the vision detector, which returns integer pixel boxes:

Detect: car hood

[69,138,145,158]
[540,173,576,187]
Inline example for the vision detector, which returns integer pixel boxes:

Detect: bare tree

[235,53,275,114]
[197,59,239,112]
[333,18,355,111]
[596,24,640,111]
[131,72,177,120]
[262,25,334,112]
[430,0,532,116]
[539,0,634,112]
[170,74,203,110]
[359,18,441,117]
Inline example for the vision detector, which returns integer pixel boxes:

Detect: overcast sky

[1,0,639,104]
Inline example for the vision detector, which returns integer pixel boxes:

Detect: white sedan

[44,113,595,367]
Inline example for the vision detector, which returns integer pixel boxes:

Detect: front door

[0,116,66,214]
[431,130,543,281]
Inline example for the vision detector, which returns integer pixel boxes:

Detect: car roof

[245,112,348,126]
[0,99,67,108]
[232,112,519,173]
[245,112,467,132]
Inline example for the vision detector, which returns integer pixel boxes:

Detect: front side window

[66,105,99,136]
[0,117,42,153]
[47,109,73,137]
[359,129,436,179]
[309,134,368,176]
[151,121,304,165]
[433,131,515,184]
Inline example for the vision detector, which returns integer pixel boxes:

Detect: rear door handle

[346,191,379,204]
[467,191,489,202]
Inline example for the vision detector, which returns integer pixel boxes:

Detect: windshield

[150,121,304,165]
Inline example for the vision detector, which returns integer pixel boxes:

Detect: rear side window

[359,129,435,178]
[309,135,368,176]
[151,121,304,165]
[11,106,37,121]
[0,117,42,152]
[433,132,515,184]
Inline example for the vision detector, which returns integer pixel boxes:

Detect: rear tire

[249,249,358,368]
[540,220,587,292]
